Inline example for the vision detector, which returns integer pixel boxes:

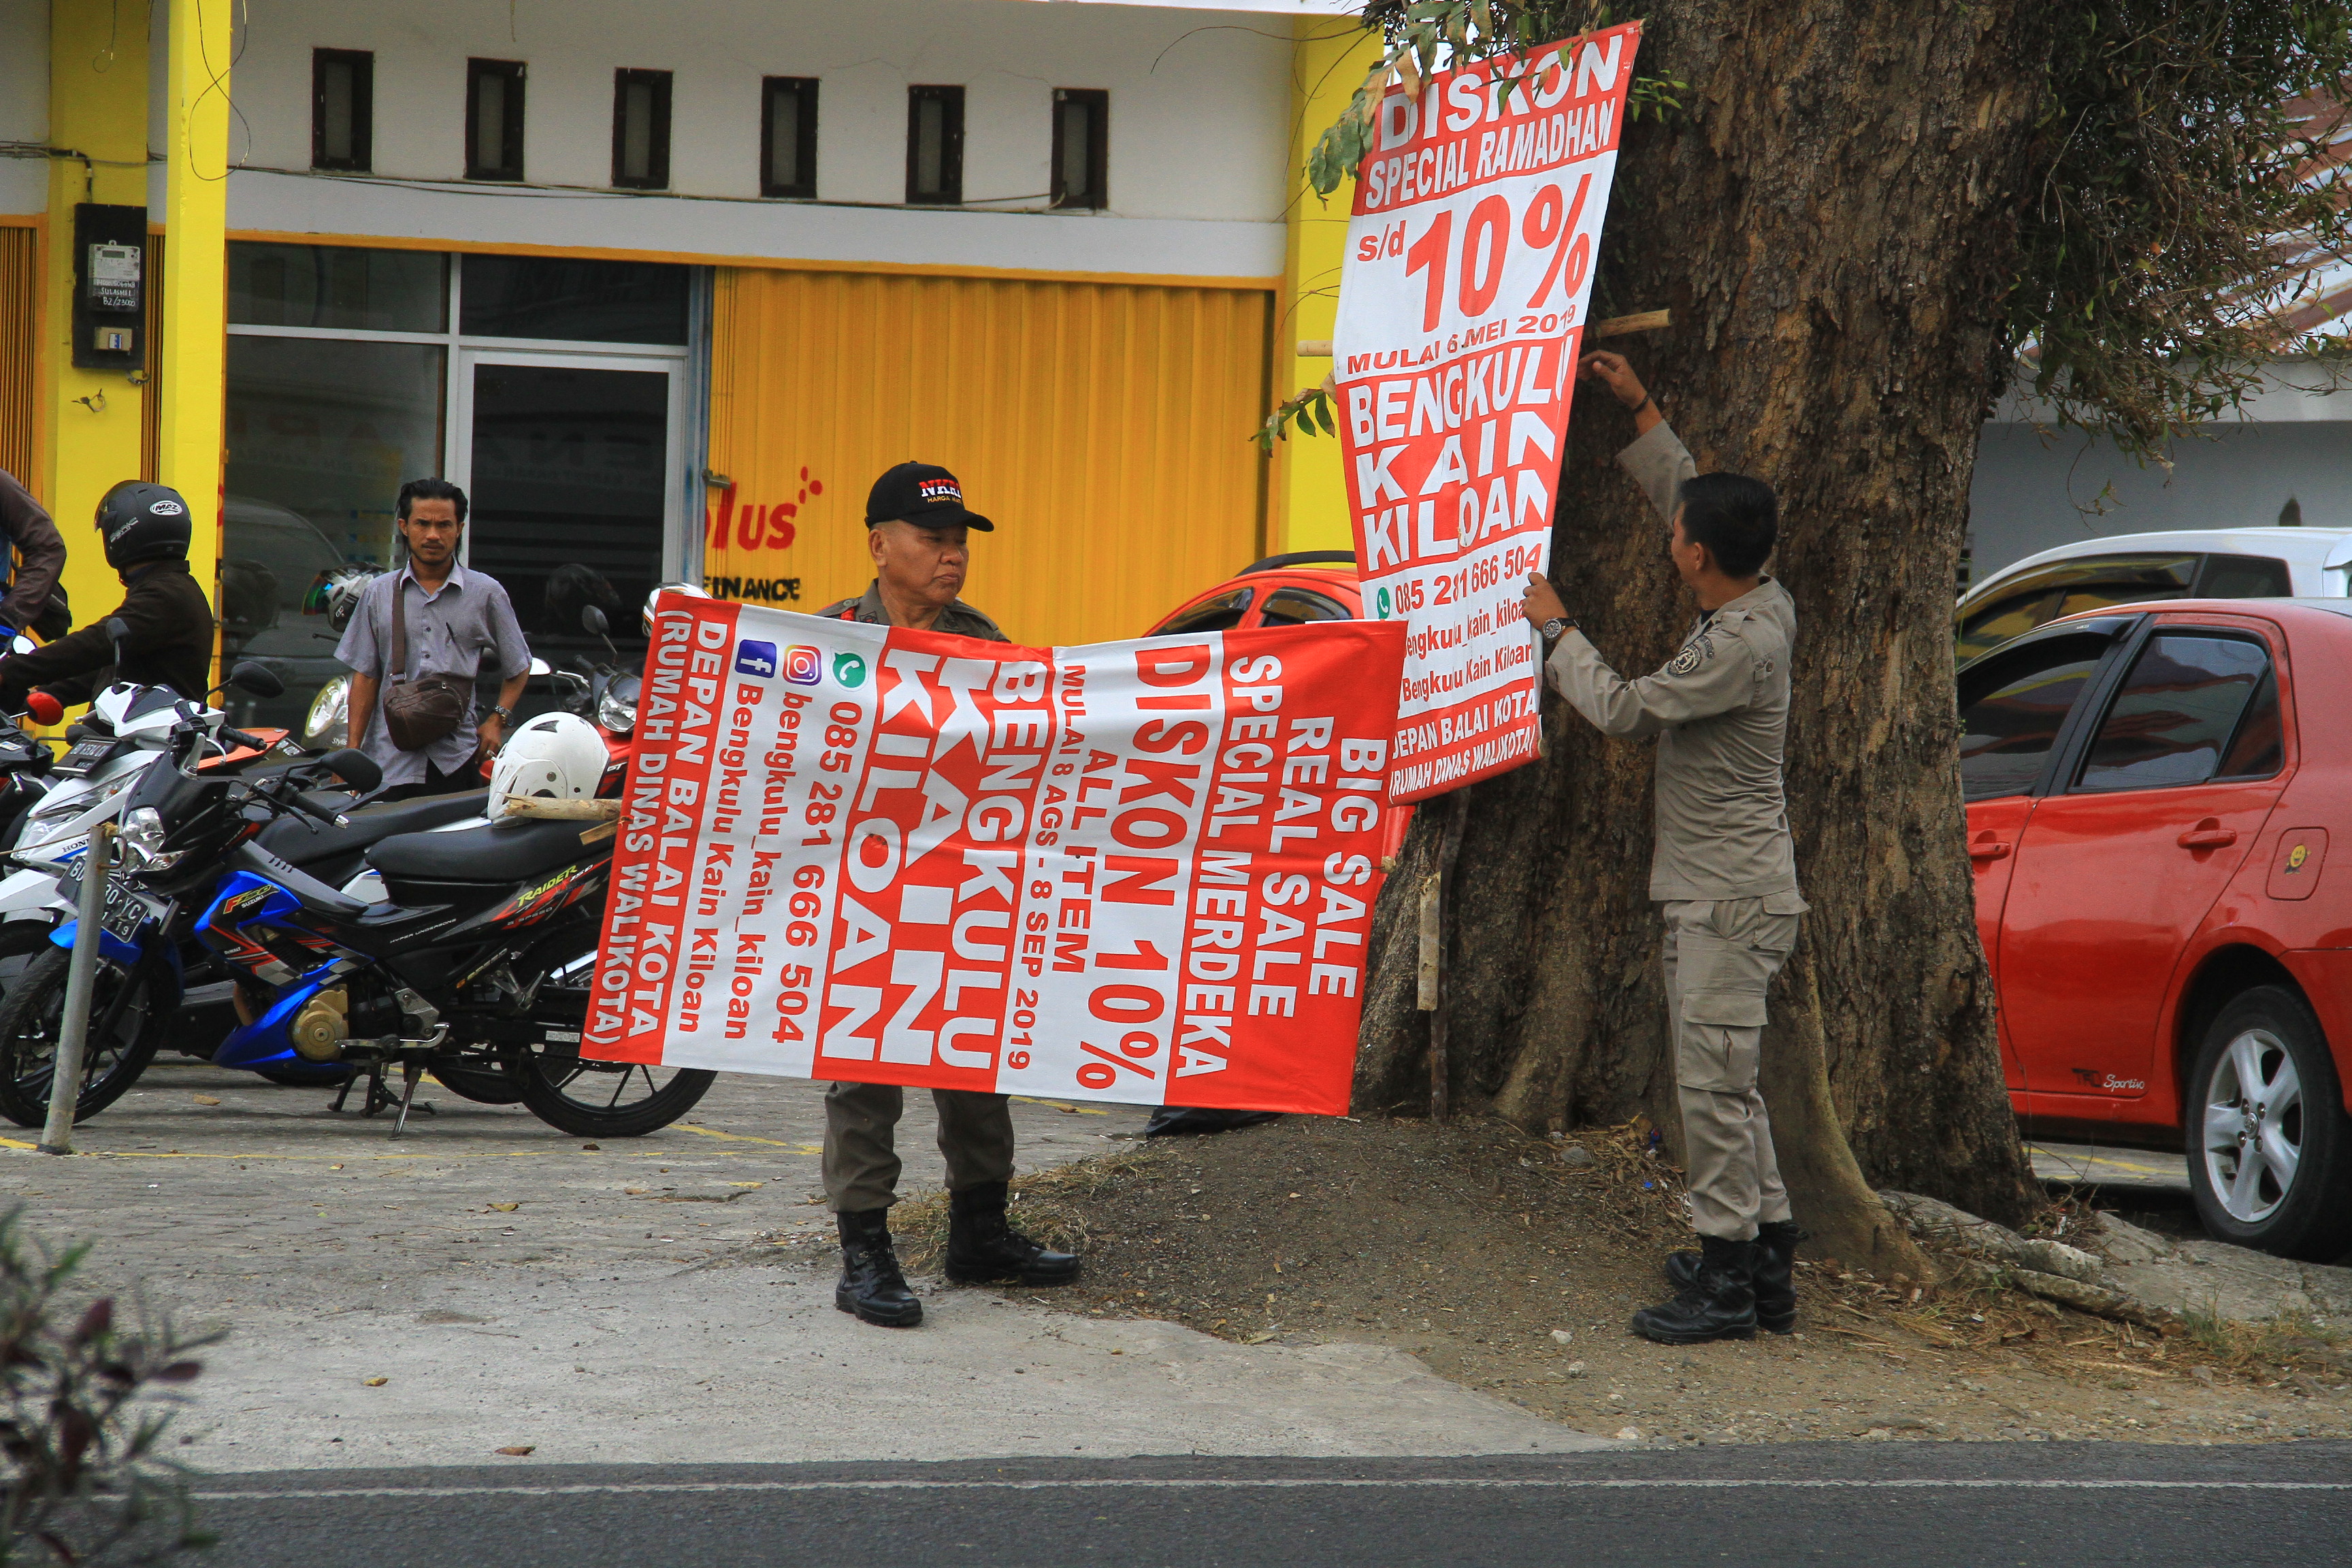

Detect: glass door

[454,351,684,685]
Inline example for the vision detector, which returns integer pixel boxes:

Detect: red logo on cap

[917,478,961,504]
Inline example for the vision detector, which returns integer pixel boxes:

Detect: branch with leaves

[1256,378,1338,453]
[2009,1,2352,457]
[1306,2,1684,199]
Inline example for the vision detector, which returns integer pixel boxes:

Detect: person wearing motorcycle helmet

[0,469,71,644]
[486,711,606,817]
[0,480,214,715]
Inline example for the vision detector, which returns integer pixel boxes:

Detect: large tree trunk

[1356,1,2045,1253]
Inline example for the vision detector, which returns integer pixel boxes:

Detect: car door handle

[1967,834,2010,862]
[2178,819,2238,850]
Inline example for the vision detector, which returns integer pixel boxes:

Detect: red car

[1146,551,1365,637]
[1147,551,1411,865]
[1959,599,2352,1258]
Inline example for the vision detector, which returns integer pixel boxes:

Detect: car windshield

[1258,586,1352,626]
[1955,555,2198,664]
[1152,588,1254,636]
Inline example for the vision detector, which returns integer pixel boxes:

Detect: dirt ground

[802,1114,2352,1448]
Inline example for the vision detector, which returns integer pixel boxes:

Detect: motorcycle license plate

[51,740,118,779]
[58,869,161,942]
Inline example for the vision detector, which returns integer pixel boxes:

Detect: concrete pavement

[1,1062,1604,1471]
[2029,1141,2189,1191]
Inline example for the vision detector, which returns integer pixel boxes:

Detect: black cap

[864,461,993,532]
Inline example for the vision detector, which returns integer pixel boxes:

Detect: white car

[1955,527,2352,664]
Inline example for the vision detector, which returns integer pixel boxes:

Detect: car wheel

[2185,985,2352,1262]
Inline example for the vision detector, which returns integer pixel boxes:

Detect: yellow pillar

[41,0,148,627]
[159,0,227,651]
[1273,16,1380,555]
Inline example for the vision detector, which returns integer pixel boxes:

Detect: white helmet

[642,579,710,637]
[488,712,606,819]
[308,565,381,632]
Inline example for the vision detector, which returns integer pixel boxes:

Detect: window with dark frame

[906,85,964,205]
[466,58,527,181]
[2075,633,2277,793]
[761,76,819,199]
[312,49,373,172]
[611,69,672,189]
[1051,88,1108,209]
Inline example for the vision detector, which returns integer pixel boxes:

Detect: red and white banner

[587,597,1407,1115]
[1335,24,1642,802]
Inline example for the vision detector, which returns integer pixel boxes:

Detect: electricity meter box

[72,203,146,372]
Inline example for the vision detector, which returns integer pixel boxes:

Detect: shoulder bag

[378,582,472,752]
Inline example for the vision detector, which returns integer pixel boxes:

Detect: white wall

[0,0,50,214]
[208,0,1293,276]
[1970,365,2352,579]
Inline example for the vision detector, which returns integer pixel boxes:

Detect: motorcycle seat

[255,788,489,869]
[367,815,600,885]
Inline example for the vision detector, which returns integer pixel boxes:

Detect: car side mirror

[228,660,285,699]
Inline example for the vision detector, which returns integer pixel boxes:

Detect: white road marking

[191,1477,2352,1501]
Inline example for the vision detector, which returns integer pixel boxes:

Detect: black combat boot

[1632,1235,1759,1344]
[834,1208,923,1328]
[944,1181,1081,1286]
[1663,1220,1804,1333]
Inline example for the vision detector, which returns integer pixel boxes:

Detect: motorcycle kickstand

[330,1072,359,1114]
[391,1060,425,1139]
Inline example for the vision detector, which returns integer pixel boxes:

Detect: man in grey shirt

[336,478,532,800]
[1522,351,1806,1345]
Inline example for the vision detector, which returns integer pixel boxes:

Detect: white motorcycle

[0,649,297,1108]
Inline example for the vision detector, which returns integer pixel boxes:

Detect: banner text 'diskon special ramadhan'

[585,597,1407,1114]
[1335,23,1640,802]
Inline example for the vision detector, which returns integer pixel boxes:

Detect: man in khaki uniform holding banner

[811,461,1078,1329]
[1522,353,1806,1345]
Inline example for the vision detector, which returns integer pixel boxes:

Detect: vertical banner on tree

[587,597,1407,1115]
[1335,24,1642,802]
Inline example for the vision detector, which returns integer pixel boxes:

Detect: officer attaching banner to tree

[1335,22,1642,802]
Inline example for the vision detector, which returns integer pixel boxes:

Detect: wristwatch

[489,704,514,724]
[1539,617,1574,645]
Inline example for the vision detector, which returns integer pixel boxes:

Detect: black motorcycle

[0,738,712,1137]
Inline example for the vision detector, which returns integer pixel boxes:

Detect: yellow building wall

[42,0,149,634]
[703,267,1274,649]
[1273,16,1379,555]
[157,0,230,645]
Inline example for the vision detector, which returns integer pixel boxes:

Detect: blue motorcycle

[0,736,711,1137]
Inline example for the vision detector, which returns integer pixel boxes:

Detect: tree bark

[1356,1,2045,1253]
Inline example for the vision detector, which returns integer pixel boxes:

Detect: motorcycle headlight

[304,677,350,748]
[117,805,171,870]
[596,682,637,738]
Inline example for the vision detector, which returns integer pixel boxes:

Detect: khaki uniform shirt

[1544,421,1805,906]
[817,582,1008,644]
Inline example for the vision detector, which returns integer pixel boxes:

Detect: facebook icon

[734,640,777,679]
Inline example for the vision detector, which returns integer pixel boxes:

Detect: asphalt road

[190,1443,2350,1567]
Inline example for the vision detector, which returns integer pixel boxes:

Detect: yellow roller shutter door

[704,267,1273,648]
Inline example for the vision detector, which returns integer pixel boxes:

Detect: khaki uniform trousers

[1661,897,1803,1241]
[823,1082,1017,1213]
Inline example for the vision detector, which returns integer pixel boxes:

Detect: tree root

[1879,1189,2181,1330]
